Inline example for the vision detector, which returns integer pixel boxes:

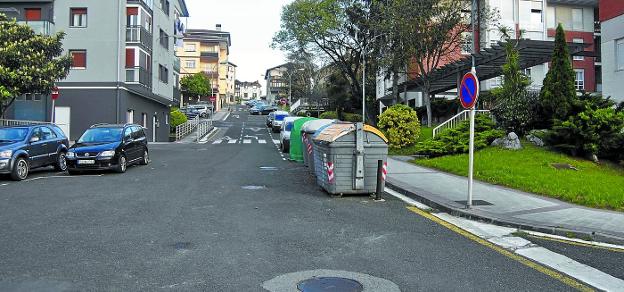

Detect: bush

[545,94,624,159]
[170,108,187,130]
[319,111,338,119]
[378,104,421,148]
[414,115,505,156]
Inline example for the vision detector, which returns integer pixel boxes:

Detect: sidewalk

[386,157,624,245]
[176,110,229,143]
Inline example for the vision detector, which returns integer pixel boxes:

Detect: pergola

[380,39,589,102]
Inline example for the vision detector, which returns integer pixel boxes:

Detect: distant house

[235,80,262,102]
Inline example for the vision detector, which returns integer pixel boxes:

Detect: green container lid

[289,117,317,162]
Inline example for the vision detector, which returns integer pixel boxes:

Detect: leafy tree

[490,30,537,135]
[0,14,72,117]
[539,24,576,125]
[378,104,421,148]
[326,71,352,120]
[169,107,187,130]
[180,72,212,103]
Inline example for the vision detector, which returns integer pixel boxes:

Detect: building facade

[264,64,290,105]
[176,25,231,110]
[600,0,624,102]
[376,0,600,111]
[1,0,189,142]
[223,61,237,104]
[235,80,262,102]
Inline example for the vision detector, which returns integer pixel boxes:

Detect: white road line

[273,139,280,144]
[212,140,223,144]
[258,140,266,144]
[385,188,432,210]
[1,183,8,186]
[228,140,237,144]
[243,139,251,144]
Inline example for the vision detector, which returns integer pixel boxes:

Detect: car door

[122,127,137,161]
[133,126,147,155]
[26,127,48,168]
[40,126,59,165]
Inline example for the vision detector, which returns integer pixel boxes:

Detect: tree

[326,70,351,120]
[378,104,421,148]
[382,0,494,127]
[273,0,371,117]
[539,24,576,125]
[180,72,212,103]
[490,29,537,135]
[0,14,72,117]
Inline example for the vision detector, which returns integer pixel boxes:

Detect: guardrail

[432,110,491,138]
[0,119,52,127]
[195,121,213,142]
[175,116,199,141]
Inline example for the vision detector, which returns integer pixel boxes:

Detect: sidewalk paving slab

[385,157,624,245]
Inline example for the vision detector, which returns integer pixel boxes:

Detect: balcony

[200,51,219,60]
[174,57,181,72]
[126,25,153,51]
[18,21,54,35]
[126,66,152,89]
[173,87,181,102]
[127,0,153,14]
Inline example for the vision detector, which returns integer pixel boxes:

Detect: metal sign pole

[467,106,475,208]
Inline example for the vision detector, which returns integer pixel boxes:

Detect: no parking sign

[459,72,479,109]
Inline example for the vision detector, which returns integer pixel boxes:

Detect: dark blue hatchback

[0,124,70,181]
[66,124,149,174]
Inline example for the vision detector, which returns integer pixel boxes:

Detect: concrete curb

[385,179,624,246]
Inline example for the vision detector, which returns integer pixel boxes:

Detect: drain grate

[455,200,493,206]
[297,277,363,292]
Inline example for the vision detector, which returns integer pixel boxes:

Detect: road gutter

[385,187,624,292]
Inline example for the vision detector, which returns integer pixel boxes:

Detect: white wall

[602,16,624,103]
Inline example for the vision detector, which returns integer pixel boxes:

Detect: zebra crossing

[211,138,272,145]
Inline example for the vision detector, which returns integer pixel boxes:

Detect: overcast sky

[185,0,293,95]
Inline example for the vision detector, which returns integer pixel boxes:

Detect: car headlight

[99,150,116,157]
[0,150,12,158]
[66,151,75,158]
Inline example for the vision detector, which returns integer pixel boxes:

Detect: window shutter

[71,8,87,15]
[71,51,86,68]
[125,48,135,68]
[24,8,42,21]
[127,7,138,16]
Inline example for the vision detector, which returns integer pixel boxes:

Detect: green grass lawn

[412,144,624,211]
[388,127,433,156]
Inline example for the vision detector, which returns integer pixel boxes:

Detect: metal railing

[0,119,52,127]
[432,110,491,138]
[195,121,213,142]
[126,25,153,50]
[175,116,199,141]
[18,21,54,35]
[126,66,152,88]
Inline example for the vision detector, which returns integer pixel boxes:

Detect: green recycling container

[289,117,317,162]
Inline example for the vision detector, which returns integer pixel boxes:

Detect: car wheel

[54,152,68,172]
[139,149,150,165]
[115,155,127,173]
[10,157,29,181]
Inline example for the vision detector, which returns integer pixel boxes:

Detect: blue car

[66,124,149,174]
[0,124,69,181]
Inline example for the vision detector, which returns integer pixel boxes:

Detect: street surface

[0,107,619,291]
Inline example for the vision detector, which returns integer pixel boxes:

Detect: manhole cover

[455,200,493,206]
[297,277,363,292]
[241,185,267,190]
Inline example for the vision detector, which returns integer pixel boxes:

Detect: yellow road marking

[524,234,624,253]
[406,206,594,292]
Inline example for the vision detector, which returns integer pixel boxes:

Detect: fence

[432,110,491,138]
[195,121,213,142]
[0,119,52,127]
[175,116,200,141]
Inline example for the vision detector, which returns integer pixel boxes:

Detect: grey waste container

[301,119,334,171]
[312,122,388,195]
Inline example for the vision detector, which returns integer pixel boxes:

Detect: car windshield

[78,128,123,143]
[0,127,29,142]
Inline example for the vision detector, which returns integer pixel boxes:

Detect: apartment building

[177,25,231,110]
[264,63,290,105]
[223,61,237,104]
[0,0,189,142]
[600,0,624,102]
[235,80,262,102]
[376,0,600,110]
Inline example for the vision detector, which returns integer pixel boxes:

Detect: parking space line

[273,139,280,144]
[212,140,223,144]
[243,139,251,144]
[228,140,238,144]
[1,183,8,186]
[259,140,266,144]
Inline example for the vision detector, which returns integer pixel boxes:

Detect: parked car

[266,112,275,127]
[260,105,278,115]
[188,104,212,118]
[66,124,149,174]
[183,107,200,119]
[272,111,289,133]
[0,124,69,181]
[280,117,303,153]
[249,105,264,115]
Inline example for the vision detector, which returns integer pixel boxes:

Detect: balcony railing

[126,25,153,51]
[127,0,153,14]
[126,66,152,89]
[173,57,181,72]
[18,20,54,35]
[200,51,219,59]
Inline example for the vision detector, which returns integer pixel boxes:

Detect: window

[617,38,624,71]
[160,0,170,16]
[572,8,583,31]
[185,44,196,52]
[142,113,148,128]
[159,29,169,50]
[574,69,585,90]
[461,32,472,55]
[126,7,138,26]
[24,8,41,21]
[531,9,542,24]
[158,64,168,83]
[573,39,584,61]
[523,68,532,78]
[70,8,87,27]
[42,127,56,140]
[165,113,169,125]
[123,127,132,140]
[184,60,196,68]
[127,110,134,123]
[70,50,87,69]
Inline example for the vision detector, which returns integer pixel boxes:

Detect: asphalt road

[0,108,589,291]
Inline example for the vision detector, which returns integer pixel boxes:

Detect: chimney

[216,24,222,31]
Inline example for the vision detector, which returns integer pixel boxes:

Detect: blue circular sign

[459,72,479,109]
